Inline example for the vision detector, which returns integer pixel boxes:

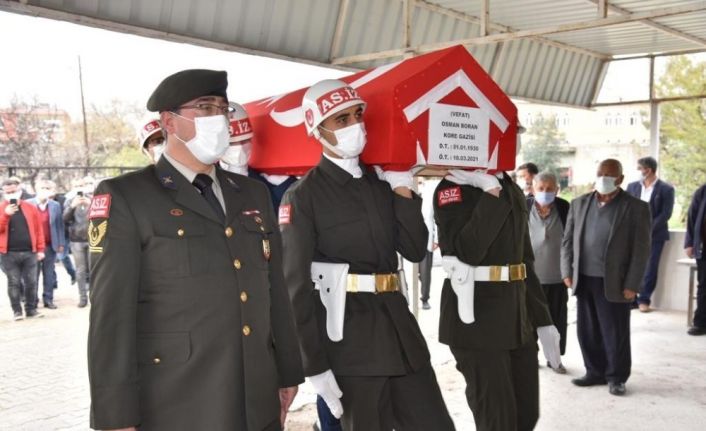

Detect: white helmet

[138,119,163,149]
[302,79,366,137]
[228,102,254,143]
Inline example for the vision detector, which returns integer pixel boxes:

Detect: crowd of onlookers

[0,175,97,320]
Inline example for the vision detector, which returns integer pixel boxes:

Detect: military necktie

[192,173,226,224]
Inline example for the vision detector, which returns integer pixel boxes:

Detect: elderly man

[87,69,303,431]
[527,172,570,373]
[626,156,675,312]
[562,159,650,396]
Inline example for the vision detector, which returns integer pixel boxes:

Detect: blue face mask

[535,191,556,206]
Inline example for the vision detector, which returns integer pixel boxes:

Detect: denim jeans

[71,242,89,299]
[2,251,39,314]
[37,247,58,305]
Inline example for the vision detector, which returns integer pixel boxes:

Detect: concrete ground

[1,266,705,430]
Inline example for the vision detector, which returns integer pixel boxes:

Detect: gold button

[225,227,233,237]
[254,216,263,224]
[153,357,161,365]
[177,229,185,237]
[240,291,248,303]
[242,325,251,336]
[259,226,265,232]
[234,259,242,269]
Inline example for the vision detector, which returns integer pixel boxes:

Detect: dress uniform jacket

[87,157,304,431]
[433,174,552,350]
[280,156,429,377]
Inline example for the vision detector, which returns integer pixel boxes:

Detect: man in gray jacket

[561,159,650,396]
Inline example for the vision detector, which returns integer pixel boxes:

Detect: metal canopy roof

[2,0,705,108]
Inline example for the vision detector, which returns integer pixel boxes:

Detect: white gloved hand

[373,166,415,190]
[537,325,562,369]
[308,370,344,419]
[445,169,500,192]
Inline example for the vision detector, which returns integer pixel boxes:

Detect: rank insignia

[262,239,271,261]
[88,220,108,253]
[160,175,176,189]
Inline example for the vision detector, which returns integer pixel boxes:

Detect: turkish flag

[244,45,518,176]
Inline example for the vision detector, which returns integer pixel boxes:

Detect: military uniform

[87,157,303,430]
[280,156,454,431]
[434,173,552,431]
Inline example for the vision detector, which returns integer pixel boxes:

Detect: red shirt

[37,205,52,247]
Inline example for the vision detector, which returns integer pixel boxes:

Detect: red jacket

[0,200,46,254]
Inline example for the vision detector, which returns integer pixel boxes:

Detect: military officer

[280,79,454,431]
[87,69,304,431]
[434,169,557,431]
[138,119,165,164]
[219,102,297,213]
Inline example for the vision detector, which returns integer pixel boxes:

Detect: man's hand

[445,170,501,196]
[563,277,572,288]
[373,167,415,198]
[37,252,45,261]
[4,203,18,216]
[623,289,637,300]
[685,246,694,258]
[308,370,344,419]
[279,386,298,426]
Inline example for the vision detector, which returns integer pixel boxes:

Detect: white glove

[537,325,562,370]
[308,370,344,419]
[445,169,500,191]
[373,166,415,190]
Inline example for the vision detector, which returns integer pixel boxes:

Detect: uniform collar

[163,151,218,187]
[319,154,365,185]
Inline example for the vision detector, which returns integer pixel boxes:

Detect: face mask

[595,176,618,195]
[173,113,230,164]
[36,190,51,201]
[221,142,252,168]
[535,191,556,206]
[4,192,21,201]
[319,123,366,159]
[152,143,165,163]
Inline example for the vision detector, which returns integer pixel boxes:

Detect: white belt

[313,273,400,293]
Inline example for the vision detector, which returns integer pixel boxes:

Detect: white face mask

[221,142,252,168]
[173,114,230,165]
[535,191,556,206]
[595,176,618,195]
[319,123,367,159]
[4,191,21,201]
[151,143,165,163]
[36,190,51,202]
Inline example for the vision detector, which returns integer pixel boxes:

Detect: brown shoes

[638,303,652,313]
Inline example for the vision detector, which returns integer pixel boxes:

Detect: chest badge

[262,239,271,261]
[170,208,184,216]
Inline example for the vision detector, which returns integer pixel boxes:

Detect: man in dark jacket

[562,159,651,396]
[281,79,453,431]
[626,156,675,312]
[685,183,706,335]
[63,182,91,308]
[87,69,304,431]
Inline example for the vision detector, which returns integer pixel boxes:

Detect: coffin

[244,45,518,176]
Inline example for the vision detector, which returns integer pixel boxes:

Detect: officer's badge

[262,239,271,261]
[170,208,184,216]
[160,175,176,189]
[88,220,108,253]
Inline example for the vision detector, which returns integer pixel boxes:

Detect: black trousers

[336,362,454,431]
[542,283,569,355]
[695,258,706,328]
[576,275,632,384]
[451,341,539,431]
[418,250,433,302]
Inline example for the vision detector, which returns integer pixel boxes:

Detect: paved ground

[2,266,706,430]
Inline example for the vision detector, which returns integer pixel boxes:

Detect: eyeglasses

[176,103,234,116]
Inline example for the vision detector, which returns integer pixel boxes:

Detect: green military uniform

[434,173,552,431]
[88,69,303,430]
[280,156,454,431]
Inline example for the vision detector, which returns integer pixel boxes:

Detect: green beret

[146,69,228,112]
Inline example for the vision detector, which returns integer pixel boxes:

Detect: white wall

[651,230,695,314]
